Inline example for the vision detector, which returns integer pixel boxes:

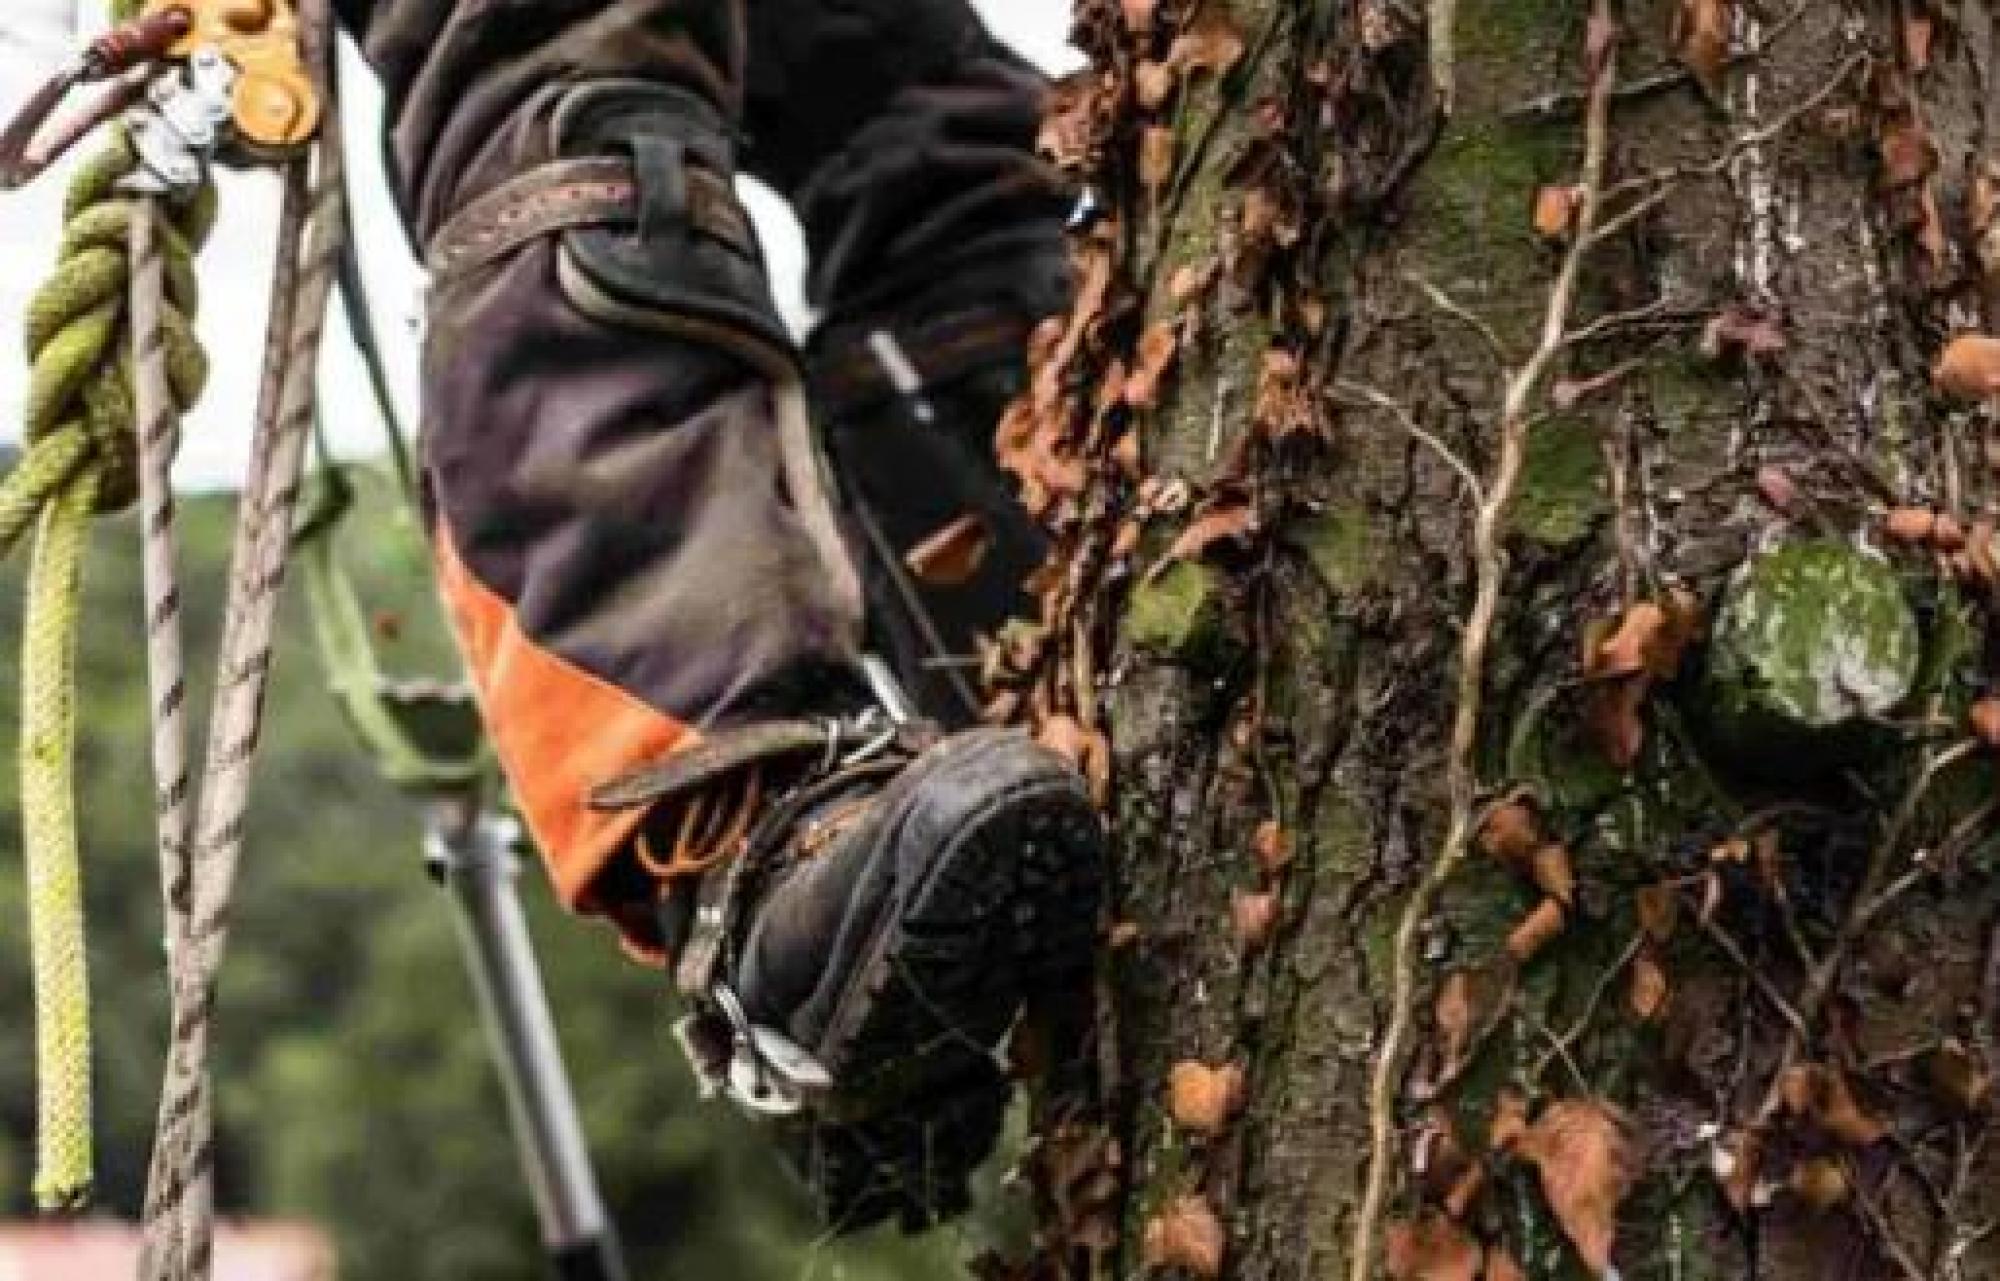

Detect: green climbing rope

[7,115,212,1209]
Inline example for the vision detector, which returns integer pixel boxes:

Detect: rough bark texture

[999,1,2000,1278]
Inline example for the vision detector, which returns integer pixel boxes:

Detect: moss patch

[1124,560,1232,671]
[1289,507,1380,596]
[1701,542,1920,761]
[1513,416,1606,547]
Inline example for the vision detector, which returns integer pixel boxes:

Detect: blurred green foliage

[0,466,974,1279]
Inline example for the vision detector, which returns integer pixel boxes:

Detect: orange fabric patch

[433,525,696,913]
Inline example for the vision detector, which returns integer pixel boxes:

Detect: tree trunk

[1002,1,2000,1277]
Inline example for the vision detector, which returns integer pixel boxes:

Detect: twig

[1333,379,1485,503]
[1347,9,1620,1277]
[1403,271,1510,367]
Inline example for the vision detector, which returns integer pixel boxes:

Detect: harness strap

[426,154,753,282]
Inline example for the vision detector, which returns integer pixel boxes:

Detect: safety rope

[7,73,212,1207]
[140,3,342,1271]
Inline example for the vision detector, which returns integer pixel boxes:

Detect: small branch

[1347,9,1620,1277]
[1429,0,1458,116]
[1333,380,1485,503]
[1402,271,1510,366]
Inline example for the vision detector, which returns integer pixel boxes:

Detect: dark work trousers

[331,0,1073,955]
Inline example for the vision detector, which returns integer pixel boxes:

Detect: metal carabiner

[0,8,193,190]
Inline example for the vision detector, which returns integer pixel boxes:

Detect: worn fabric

[333,0,1071,953]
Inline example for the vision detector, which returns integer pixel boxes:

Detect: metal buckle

[122,46,237,195]
[673,984,831,1118]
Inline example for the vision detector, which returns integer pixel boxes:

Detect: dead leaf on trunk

[1252,818,1293,878]
[1485,1246,1529,1281]
[1701,304,1786,361]
[1165,493,1260,565]
[1168,1061,1248,1136]
[1434,970,1476,1075]
[1125,322,1180,408]
[1383,1213,1480,1281]
[1517,1100,1640,1275]
[1533,185,1581,240]
[1507,898,1569,963]
[1629,952,1671,1022]
[907,515,992,587]
[1143,1195,1226,1278]
[1934,333,2000,399]
[1477,797,1543,868]
[1968,697,2000,749]
[1791,1157,1851,1211]
[1884,506,1938,545]
[1673,0,1734,96]
[1231,889,1280,951]
[1904,13,1935,72]
[1168,9,1246,79]
[1780,1065,1888,1146]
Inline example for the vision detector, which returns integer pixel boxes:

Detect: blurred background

[0,2,1076,1277]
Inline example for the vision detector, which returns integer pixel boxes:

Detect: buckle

[673,984,831,1117]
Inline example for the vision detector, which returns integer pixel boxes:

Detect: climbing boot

[601,716,1105,1231]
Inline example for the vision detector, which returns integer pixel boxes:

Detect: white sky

[0,0,1077,488]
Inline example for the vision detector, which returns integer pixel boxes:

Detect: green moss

[1701,541,1921,764]
[1124,560,1232,671]
[1290,507,1379,596]
[1513,416,1606,547]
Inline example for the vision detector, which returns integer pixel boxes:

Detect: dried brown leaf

[1490,1088,1531,1152]
[1143,1195,1226,1278]
[1135,60,1177,110]
[1167,495,1259,563]
[1880,115,1938,189]
[1533,185,1581,240]
[1168,10,1246,78]
[1383,1213,1479,1281]
[1635,884,1679,943]
[1485,1246,1529,1281]
[1434,970,1475,1073]
[1934,334,2000,400]
[1518,1100,1639,1274]
[1169,1061,1248,1136]
[1701,304,1786,361]
[1629,952,1671,1022]
[1478,800,1543,868]
[1925,1039,1993,1114]
[1232,889,1280,951]
[1969,698,2000,749]
[907,514,992,587]
[1674,0,1734,96]
[1905,14,1935,72]
[1791,1157,1850,1211]
[1532,844,1576,906]
[1507,898,1569,964]
[1253,819,1293,878]
[1781,1065,1888,1147]
[1884,506,1939,545]
[1125,322,1180,408]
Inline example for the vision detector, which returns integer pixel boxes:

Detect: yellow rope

[8,115,210,1209]
[21,468,98,1210]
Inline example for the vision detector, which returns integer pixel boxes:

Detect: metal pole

[425,801,630,1281]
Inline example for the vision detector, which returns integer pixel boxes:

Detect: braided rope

[6,25,211,1209]
[141,5,342,1272]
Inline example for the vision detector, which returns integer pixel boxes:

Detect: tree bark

[1004,1,2000,1277]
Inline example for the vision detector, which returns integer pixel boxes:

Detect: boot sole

[796,731,1104,1230]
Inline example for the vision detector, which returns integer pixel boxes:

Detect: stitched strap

[588,720,845,812]
[425,155,753,281]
